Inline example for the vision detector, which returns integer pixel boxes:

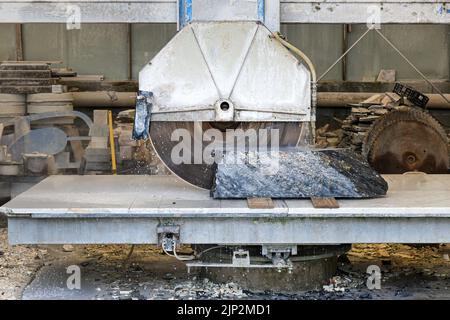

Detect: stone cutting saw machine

[6,0,450,292]
[133,2,387,198]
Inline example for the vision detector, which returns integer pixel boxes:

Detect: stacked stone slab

[339,93,401,153]
[315,124,344,149]
[114,110,136,163]
[0,62,55,94]
[0,94,26,123]
[0,93,26,176]
[27,93,74,125]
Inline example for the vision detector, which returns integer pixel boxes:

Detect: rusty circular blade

[149,122,303,189]
[363,108,449,174]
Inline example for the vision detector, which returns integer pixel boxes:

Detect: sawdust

[349,244,450,273]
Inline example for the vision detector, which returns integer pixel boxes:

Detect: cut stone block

[212,148,388,199]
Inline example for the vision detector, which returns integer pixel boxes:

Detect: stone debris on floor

[1,230,450,300]
[62,244,74,252]
[0,228,43,299]
[322,275,361,293]
[176,280,245,299]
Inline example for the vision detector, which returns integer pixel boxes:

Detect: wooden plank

[310,197,340,209]
[1,61,60,65]
[59,79,137,92]
[15,24,23,62]
[51,68,77,77]
[64,75,104,81]
[247,197,275,209]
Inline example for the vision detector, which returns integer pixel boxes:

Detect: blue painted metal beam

[257,0,265,23]
[178,0,192,29]
[178,0,266,29]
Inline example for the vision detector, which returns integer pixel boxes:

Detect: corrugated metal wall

[0,23,448,82]
[0,24,16,61]
[346,24,450,81]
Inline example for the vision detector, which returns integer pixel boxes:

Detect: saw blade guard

[135,21,315,189]
[138,21,312,123]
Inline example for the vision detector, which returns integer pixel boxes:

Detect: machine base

[198,257,338,292]
[2,174,450,245]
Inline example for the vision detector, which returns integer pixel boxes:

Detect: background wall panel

[131,23,176,80]
[0,23,447,82]
[0,24,18,61]
[280,24,344,81]
[346,24,450,81]
[22,24,129,80]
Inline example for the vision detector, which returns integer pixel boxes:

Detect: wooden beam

[15,24,23,61]
[311,197,340,209]
[247,197,275,209]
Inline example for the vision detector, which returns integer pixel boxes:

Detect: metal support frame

[157,224,180,252]
[186,249,295,272]
[177,0,275,31]
[3,175,450,245]
[257,0,265,24]
[0,1,447,24]
[178,0,192,30]
[281,0,450,24]
[7,216,450,245]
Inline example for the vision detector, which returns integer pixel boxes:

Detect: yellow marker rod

[108,110,117,175]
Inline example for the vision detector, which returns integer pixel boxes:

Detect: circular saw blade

[363,108,449,174]
[150,122,304,189]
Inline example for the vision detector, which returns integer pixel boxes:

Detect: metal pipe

[317,92,450,109]
[272,32,318,141]
[71,91,137,107]
[272,32,317,82]
[72,91,450,109]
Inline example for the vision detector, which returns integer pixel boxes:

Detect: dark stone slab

[0,70,52,78]
[212,148,388,199]
[0,86,52,94]
[0,78,55,86]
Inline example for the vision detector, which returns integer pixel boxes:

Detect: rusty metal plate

[363,108,449,174]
